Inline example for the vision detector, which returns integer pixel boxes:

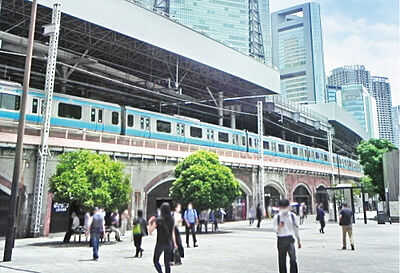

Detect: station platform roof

[0,0,279,122]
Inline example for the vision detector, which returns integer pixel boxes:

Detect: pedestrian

[121,209,129,237]
[184,202,198,248]
[249,205,256,226]
[88,207,105,260]
[132,210,148,258]
[273,199,301,273]
[339,203,355,250]
[316,204,326,233]
[267,205,273,220]
[63,212,80,243]
[148,203,177,273]
[256,203,262,228]
[303,203,308,219]
[172,203,184,265]
[198,210,209,233]
[209,209,219,232]
[110,210,122,242]
[299,203,305,225]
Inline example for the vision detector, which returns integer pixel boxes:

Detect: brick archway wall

[285,174,330,213]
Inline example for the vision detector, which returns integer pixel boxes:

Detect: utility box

[377,211,386,224]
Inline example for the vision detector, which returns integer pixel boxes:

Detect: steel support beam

[30,2,61,237]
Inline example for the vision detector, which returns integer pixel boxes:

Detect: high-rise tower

[271,2,326,104]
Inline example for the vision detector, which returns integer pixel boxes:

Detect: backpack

[277,212,297,228]
[133,221,142,235]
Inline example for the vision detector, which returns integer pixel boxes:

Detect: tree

[170,150,241,210]
[357,138,397,199]
[50,150,131,211]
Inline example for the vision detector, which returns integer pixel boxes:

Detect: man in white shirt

[273,199,301,273]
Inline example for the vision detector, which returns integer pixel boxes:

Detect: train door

[30,97,44,124]
[176,123,185,143]
[140,116,151,138]
[206,128,215,147]
[90,107,104,132]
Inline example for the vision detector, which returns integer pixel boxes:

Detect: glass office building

[272,3,326,104]
[337,84,378,138]
[135,0,272,63]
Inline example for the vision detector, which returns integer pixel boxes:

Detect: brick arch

[144,170,175,194]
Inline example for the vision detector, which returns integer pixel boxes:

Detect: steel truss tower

[30,2,61,236]
[249,0,265,59]
[153,0,170,15]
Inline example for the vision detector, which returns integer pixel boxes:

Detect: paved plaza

[0,216,398,273]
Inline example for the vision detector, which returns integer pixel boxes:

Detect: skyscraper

[141,0,272,63]
[392,105,400,148]
[271,2,326,104]
[371,76,395,143]
[337,84,378,138]
[328,65,372,94]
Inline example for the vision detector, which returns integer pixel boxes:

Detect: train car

[0,80,361,172]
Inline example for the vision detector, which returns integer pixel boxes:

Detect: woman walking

[149,203,177,273]
[132,210,148,257]
[316,204,326,233]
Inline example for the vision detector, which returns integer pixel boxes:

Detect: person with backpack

[184,202,198,248]
[339,203,355,250]
[87,207,105,260]
[132,210,148,258]
[273,199,301,273]
[148,203,177,273]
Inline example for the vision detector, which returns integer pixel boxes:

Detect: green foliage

[50,150,131,211]
[357,138,397,199]
[170,150,241,210]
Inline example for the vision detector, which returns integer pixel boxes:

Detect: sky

[270,0,400,106]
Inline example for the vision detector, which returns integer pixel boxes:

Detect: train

[0,80,361,172]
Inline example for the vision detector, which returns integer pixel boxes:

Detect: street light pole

[3,0,38,262]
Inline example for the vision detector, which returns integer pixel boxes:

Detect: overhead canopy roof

[0,0,279,123]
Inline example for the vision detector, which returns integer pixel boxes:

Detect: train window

[176,123,185,136]
[58,103,81,120]
[98,110,103,123]
[292,147,298,155]
[190,126,202,138]
[278,144,285,153]
[316,153,320,160]
[249,138,253,147]
[263,141,270,150]
[271,142,276,151]
[127,115,134,127]
[156,120,171,133]
[206,129,214,140]
[111,112,119,125]
[91,108,96,122]
[324,154,328,161]
[0,93,21,110]
[32,98,38,113]
[242,136,246,146]
[218,132,229,143]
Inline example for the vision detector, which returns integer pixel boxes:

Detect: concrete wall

[383,150,399,201]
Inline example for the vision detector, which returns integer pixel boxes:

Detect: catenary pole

[3,0,38,262]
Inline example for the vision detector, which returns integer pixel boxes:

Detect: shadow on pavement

[0,264,40,273]
[27,241,116,248]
